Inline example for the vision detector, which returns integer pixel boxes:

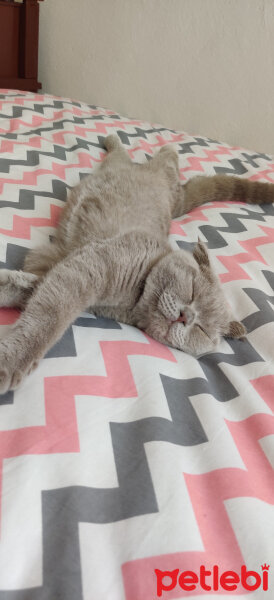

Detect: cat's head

[138,240,246,356]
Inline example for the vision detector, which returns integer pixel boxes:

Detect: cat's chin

[165,322,219,356]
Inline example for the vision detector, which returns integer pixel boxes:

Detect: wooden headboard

[0,0,43,92]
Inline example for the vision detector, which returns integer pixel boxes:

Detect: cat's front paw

[0,269,38,308]
[0,347,39,394]
[0,367,12,394]
[0,270,12,285]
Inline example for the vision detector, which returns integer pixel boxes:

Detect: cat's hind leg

[0,270,38,308]
[103,134,131,163]
[149,144,183,216]
[155,144,179,165]
[150,144,180,180]
[158,144,179,158]
[104,134,123,152]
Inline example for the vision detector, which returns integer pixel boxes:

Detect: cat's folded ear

[193,239,210,268]
[224,320,247,339]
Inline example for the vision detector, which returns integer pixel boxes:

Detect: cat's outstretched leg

[150,144,183,215]
[0,245,107,393]
[0,270,38,308]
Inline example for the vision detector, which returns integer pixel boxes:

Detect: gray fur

[0,135,247,392]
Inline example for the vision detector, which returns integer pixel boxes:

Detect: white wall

[39,0,274,155]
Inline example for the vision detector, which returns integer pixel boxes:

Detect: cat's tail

[174,175,274,216]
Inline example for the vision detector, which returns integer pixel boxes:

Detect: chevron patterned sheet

[0,89,273,600]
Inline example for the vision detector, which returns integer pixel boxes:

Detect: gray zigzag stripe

[0,375,208,599]
[199,205,274,249]
[242,270,274,331]
[74,315,121,329]
[0,180,69,210]
[178,137,224,154]
[0,114,112,140]
[261,269,274,291]
[0,100,90,119]
[0,390,14,406]
[0,244,29,270]
[113,126,182,145]
[0,94,84,107]
[177,205,274,250]
[241,152,272,167]
[198,337,263,402]
[0,93,24,100]
[213,158,252,176]
[0,140,104,174]
[45,315,121,359]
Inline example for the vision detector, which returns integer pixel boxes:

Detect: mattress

[0,89,273,599]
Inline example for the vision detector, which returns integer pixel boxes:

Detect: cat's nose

[183,307,195,326]
[177,311,187,324]
[176,307,194,326]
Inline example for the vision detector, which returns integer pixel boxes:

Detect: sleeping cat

[0,134,273,393]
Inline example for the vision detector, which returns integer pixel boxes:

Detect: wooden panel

[0,0,43,92]
[20,0,40,79]
[0,77,41,91]
[0,3,21,78]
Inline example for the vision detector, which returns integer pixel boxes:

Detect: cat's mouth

[172,311,187,325]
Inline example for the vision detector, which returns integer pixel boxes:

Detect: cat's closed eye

[191,283,194,303]
[195,323,212,341]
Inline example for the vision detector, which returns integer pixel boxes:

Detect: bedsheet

[0,90,273,600]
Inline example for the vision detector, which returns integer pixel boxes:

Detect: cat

[0,134,273,393]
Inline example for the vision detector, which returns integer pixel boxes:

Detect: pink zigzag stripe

[218,225,274,283]
[0,152,104,193]
[51,116,146,144]
[0,204,62,240]
[169,201,233,235]
[122,411,274,598]
[127,134,186,158]
[49,118,145,145]
[0,108,111,134]
[181,147,233,174]
[249,166,274,183]
[0,336,175,529]
[0,111,68,133]
[250,375,274,412]
[0,111,118,151]
[0,93,42,109]
[0,92,116,117]
[0,136,42,152]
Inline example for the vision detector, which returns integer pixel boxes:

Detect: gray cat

[0,134,273,393]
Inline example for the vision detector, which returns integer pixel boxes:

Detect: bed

[0,89,273,599]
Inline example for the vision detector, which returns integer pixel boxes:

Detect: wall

[38,0,274,155]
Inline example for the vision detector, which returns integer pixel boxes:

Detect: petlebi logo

[155,564,270,596]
